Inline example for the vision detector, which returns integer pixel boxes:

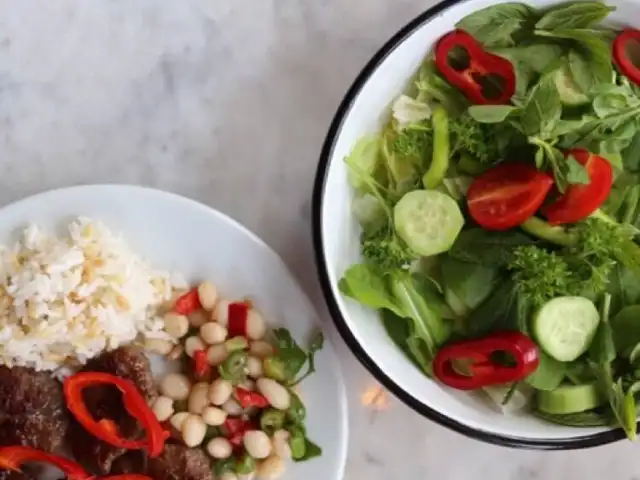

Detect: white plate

[0,184,348,480]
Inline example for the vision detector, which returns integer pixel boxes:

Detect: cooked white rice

[0,217,186,371]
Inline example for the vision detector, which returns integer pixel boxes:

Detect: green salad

[338,1,640,438]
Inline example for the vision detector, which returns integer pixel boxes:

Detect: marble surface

[2,1,640,479]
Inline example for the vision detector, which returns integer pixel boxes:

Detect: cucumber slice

[536,383,605,415]
[553,66,589,106]
[533,296,600,362]
[393,190,464,257]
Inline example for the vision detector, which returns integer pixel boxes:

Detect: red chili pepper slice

[193,349,211,380]
[435,30,516,105]
[235,387,269,409]
[0,446,91,480]
[542,149,613,225]
[64,372,169,457]
[222,417,256,438]
[613,29,640,86]
[174,288,201,315]
[228,302,249,337]
[433,331,540,390]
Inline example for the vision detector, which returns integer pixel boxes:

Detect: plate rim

[310,0,628,450]
[0,183,349,476]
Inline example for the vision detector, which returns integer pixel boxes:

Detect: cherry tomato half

[541,149,613,225]
[467,162,554,230]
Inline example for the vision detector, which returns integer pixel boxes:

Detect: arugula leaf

[610,305,640,358]
[464,278,517,337]
[467,105,517,123]
[565,153,590,184]
[389,273,450,371]
[520,76,562,137]
[456,3,537,48]
[449,228,536,267]
[589,294,637,440]
[441,255,500,317]
[339,264,404,317]
[535,2,615,31]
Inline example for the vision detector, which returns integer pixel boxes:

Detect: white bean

[246,356,264,378]
[161,373,191,401]
[206,437,233,459]
[197,281,218,311]
[249,341,274,359]
[163,312,190,338]
[222,398,244,416]
[272,429,291,460]
[152,396,174,422]
[207,344,229,366]
[202,406,227,426]
[188,382,211,414]
[200,322,228,345]
[219,473,238,480]
[256,378,291,410]
[181,414,207,447]
[144,338,173,355]
[213,299,231,326]
[208,379,233,406]
[245,309,267,340]
[256,456,285,480]
[169,412,189,431]
[243,430,272,459]
[189,309,209,328]
[184,336,206,357]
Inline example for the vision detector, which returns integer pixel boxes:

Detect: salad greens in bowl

[313,0,640,448]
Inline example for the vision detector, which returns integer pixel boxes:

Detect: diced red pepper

[0,446,91,480]
[193,349,211,380]
[174,288,201,315]
[433,331,540,390]
[228,302,249,337]
[64,372,169,457]
[235,387,269,409]
[613,29,640,86]
[435,30,516,105]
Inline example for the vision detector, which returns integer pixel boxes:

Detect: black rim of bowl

[311,0,629,449]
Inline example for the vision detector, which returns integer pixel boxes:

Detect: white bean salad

[147,281,324,480]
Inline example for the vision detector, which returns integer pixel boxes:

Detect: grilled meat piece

[69,347,157,475]
[0,471,35,480]
[146,444,213,480]
[0,365,69,452]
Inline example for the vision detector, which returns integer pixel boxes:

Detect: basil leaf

[468,105,517,123]
[521,76,562,137]
[536,2,615,31]
[441,255,500,317]
[565,154,590,185]
[539,29,613,89]
[449,229,536,266]
[623,131,640,173]
[456,3,537,47]
[517,44,565,73]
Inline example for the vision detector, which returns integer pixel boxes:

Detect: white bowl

[312,0,636,448]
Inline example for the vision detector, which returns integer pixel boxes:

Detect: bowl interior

[319,0,635,442]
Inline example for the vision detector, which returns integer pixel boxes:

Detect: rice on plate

[0,216,185,371]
